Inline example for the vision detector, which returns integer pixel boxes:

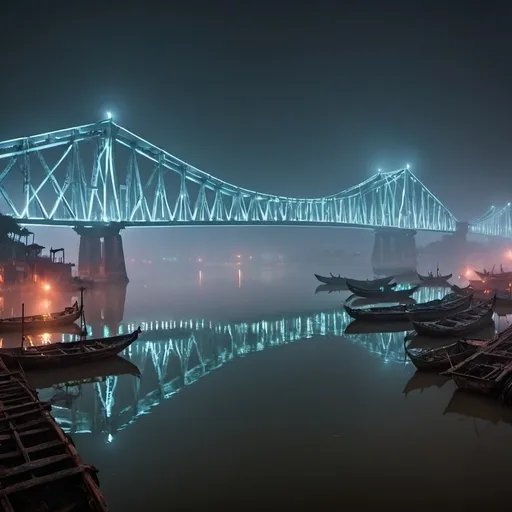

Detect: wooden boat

[475,268,512,281]
[345,295,417,308]
[0,302,81,333]
[417,272,452,284]
[411,296,496,338]
[314,273,346,285]
[344,293,471,323]
[346,281,418,299]
[314,274,393,288]
[0,328,142,370]
[406,293,472,322]
[0,359,109,511]
[344,276,395,289]
[442,324,512,391]
[405,339,488,372]
[451,284,473,296]
[344,303,407,322]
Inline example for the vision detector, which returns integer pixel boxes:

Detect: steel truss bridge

[40,287,461,443]
[0,118,507,236]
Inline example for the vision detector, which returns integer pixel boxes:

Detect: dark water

[5,266,512,510]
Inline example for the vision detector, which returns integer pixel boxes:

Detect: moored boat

[451,284,473,295]
[442,325,512,394]
[0,302,81,333]
[417,271,452,284]
[0,328,142,370]
[345,276,395,289]
[346,282,418,299]
[405,339,488,372]
[475,268,512,281]
[314,274,394,288]
[406,293,472,322]
[314,274,346,285]
[343,293,469,323]
[345,294,416,308]
[412,296,496,338]
[344,303,407,322]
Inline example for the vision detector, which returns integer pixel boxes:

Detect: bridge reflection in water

[35,285,452,443]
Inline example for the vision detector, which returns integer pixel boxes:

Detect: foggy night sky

[0,1,511,260]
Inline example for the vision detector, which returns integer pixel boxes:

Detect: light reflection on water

[3,267,512,509]
[17,280,505,443]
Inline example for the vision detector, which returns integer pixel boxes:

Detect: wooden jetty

[0,358,109,511]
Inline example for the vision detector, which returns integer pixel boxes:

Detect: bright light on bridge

[106,111,113,120]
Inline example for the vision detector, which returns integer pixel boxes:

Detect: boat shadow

[25,355,141,390]
[443,389,512,433]
[345,319,413,335]
[315,284,349,294]
[403,371,451,397]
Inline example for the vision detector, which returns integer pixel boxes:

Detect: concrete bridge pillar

[103,233,128,283]
[371,228,417,274]
[455,221,468,240]
[74,223,129,283]
[77,232,102,279]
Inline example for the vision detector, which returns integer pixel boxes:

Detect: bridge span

[0,119,508,280]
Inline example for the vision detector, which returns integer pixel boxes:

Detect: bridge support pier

[74,224,129,283]
[372,228,417,275]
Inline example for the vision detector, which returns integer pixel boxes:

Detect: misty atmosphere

[0,1,512,511]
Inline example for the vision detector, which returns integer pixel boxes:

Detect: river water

[4,265,512,510]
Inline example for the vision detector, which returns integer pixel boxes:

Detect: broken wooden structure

[0,359,110,511]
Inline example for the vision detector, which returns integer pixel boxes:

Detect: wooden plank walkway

[0,358,110,511]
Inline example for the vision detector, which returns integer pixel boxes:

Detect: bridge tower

[371,228,417,275]
[74,223,128,283]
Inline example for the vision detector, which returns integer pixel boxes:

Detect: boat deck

[0,358,109,511]
[444,326,512,391]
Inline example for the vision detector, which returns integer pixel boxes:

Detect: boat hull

[0,330,141,370]
[346,282,418,299]
[412,315,494,338]
[411,298,496,338]
[418,273,452,285]
[314,274,346,285]
[408,348,479,372]
[406,295,472,322]
[345,276,394,289]
[343,304,407,322]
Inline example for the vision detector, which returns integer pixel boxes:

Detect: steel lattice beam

[470,203,512,237]
[0,119,460,232]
